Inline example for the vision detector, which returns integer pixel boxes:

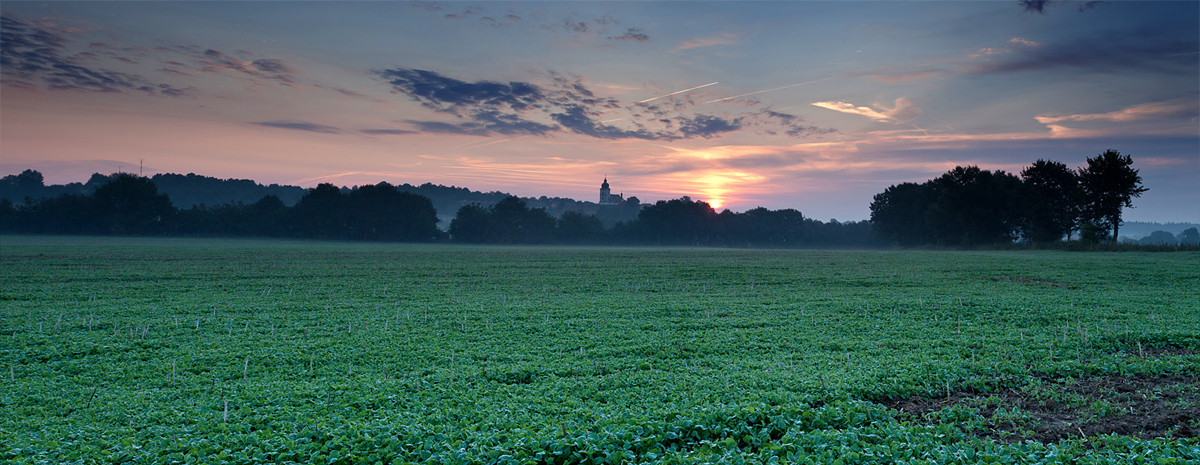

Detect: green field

[2,236,1197,464]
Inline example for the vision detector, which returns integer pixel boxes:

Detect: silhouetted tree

[556,211,605,243]
[346,182,440,241]
[1138,230,1177,245]
[18,194,102,234]
[0,198,15,232]
[293,183,348,239]
[1018,159,1082,243]
[929,166,1022,245]
[1178,227,1200,245]
[91,173,175,235]
[449,204,492,242]
[447,196,555,243]
[0,169,46,203]
[632,197,721,245]
[724,207,806,246]
[870,181,937,246]
[491,196,556,243]
[1078,150,1147,243]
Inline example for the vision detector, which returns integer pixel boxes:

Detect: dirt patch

[987,275,1073,288]
[881,374,1199,442]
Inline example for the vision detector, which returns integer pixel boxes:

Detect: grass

[1,235,1197,464]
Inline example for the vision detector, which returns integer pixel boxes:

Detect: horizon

[2,1,1197,222]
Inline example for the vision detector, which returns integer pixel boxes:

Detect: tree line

[0,174,441,241]
[448,195,874,247]
[0,172,877,247]
[869,150,1148,246]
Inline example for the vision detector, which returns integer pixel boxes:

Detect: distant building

[599,177,624,206]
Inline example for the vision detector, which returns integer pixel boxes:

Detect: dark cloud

[252,120,341,134]
[503,15,522,22]
[1020,0,1107,14]
[361,129,418,135]
[252,58,294,74]
[678,115,742,139]
[377,67,834,140]
[1019,0,1051,13]
[375,68,549,115]
[550,105,671,140]
[159,67,192,77]
[156,84,197,97]
[0,16,167,94]
[965,31,1198,75]
[760,110,837,138]
[608,27,650,43]
[407,110,558,137]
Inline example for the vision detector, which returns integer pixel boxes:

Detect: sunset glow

[1,1,1196,222]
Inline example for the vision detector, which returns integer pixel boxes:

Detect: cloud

[1019,0,1051,13]
[963,31,1197,75]
[812,98,922,123]
[375,68,549,115]
[377,67,835,141]
[674,33,738,51]
[1019,0,1107,14]
[408,110,558,137]
[758,110,838,138]
[251,58,295,74]
[1035,99,1200,124]
[0,14,166,94]
[361,129,418,135]
[678,115,742,139]
[608,27,650,43]
[195,49,302,86]
[1010,37,1043,47]
[549,104,669,140]
[252,120,342,134]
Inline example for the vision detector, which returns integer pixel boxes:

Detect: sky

[1,1,1197,222]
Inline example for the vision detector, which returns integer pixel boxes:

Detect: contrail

[638,81,719,104]
[600,117,629,123]
[465,136,525,149]
[705,78,832,104]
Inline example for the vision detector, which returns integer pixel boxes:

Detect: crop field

[1,235,1198,464]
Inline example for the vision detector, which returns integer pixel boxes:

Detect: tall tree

[1018,160,1082,243]
[347,182,440,241]
[293,183,347,239]
[870,181,937,246]
[927,166,1022,246]
[1078,150,1147,243]
[91,173,175,235]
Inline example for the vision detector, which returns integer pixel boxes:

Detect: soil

[879,373,1200,443]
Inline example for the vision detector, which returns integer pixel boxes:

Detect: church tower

[599,177,612,205]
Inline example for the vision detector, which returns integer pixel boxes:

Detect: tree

[929,166,1022,246]
[293,183,347,239]
[1178,227,1200,245]
[632,197,721,245]
[1018,160,1082,243]
[1078,150,1147,243]
[448,197,555,244]
[870,181,937,246]
[0,169,47,204]
[556,211,605,243]
[346,182,439,241]
[1138,230,1177,245]
[448,204,491,242]
[91,173,175,235]
[489,196,555,243]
